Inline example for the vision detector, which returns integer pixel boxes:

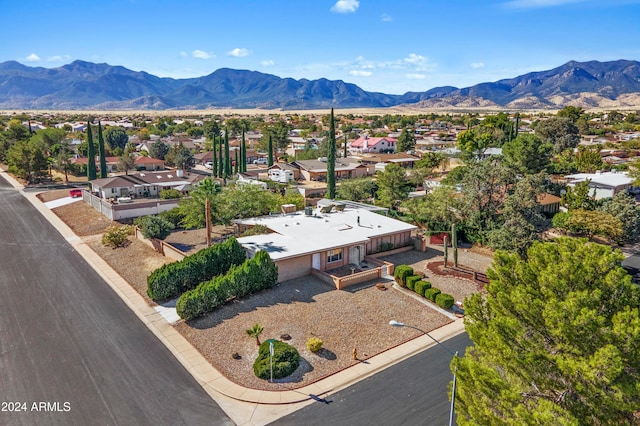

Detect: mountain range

[0,59,639,110]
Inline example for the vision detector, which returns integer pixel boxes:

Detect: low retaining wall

[133,227,186,261]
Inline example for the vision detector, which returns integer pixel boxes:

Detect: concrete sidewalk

[2,168,466,425]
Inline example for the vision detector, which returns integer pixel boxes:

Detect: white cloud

[227,48,250,57]
[25,53,40,62]
[349,70,372,77]
[406,73,426,79]
[380,13,393,22]
[404,53,427,65]
[47,55,70,62]
[471,62,485,69]
[503,0,585,8]
[192,50,215,59]
[260,60,275,66]
[331,0,359,13]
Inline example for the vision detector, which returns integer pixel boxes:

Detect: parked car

[253,158,268,165]
[69,189,82,198]
[204,161,213,169]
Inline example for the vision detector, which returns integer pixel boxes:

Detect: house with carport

[235,201,417,287]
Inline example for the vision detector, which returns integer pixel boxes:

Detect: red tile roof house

[235,201,417,286]
[349,136,397,154]
[71,156,164,173]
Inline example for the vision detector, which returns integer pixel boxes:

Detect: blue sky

[3,0,640,95]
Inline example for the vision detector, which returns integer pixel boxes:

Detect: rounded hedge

[414,280,432,296]
[253,340,300,380]
[436,293,455,309]
[306,337,323,353]
[424,287,441,302]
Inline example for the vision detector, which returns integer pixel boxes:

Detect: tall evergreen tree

[326,108,336,199]
[268,134,274,167]
[212,135,218,178]
[224,128,231,178]
[97,121,107,178]
[241,128,247,172]
[86,121,97,180]
[218,134,224,179]
[343,135,348,158]
[234,150,239,174]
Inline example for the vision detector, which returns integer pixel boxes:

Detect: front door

[349,245,364,266]
[312,253,320,270]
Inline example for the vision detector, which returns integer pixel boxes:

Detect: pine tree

[326,108,336,199]
[234,149,239,174]
[343,134,348,158]
[268,134,273,167]
[86,121,97,181]
[98,121,107,178]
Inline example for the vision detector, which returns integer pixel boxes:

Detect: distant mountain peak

[0,59,638,110]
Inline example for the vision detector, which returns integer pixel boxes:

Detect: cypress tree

[218,134,224,178]
[326,108,336,199]
[212,135,218,178]
[267,134,273,167]
[241,128,247,172]
[234,149,239,174]
[224,128,231,177]
[98,121,107,178]
[86,121,97,181]
[343,134,348,158]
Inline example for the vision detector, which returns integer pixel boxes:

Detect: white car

[204,161,213,169]
[253,158,268,165]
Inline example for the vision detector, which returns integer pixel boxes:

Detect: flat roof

[565,171,633,188]
[236,207,416,261]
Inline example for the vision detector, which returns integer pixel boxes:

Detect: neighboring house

[134,156,165,171]
[353,153,420,169]
[564,171,634,200]
[268,163,301,180]
[89,169,203,200]
[193,151,213,165]
[291,158,372,181]
[349,136,397,154]
[72,156,120,173]
[236,201,416,283]
[537,193,562,215]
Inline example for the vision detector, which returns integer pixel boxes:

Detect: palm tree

[246,323,264,346]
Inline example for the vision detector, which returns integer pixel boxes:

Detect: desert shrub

[134,215,174,240]
[160,188,182,199]
[158,207,186,228]
[101,225,131,248]
[253,340,300,380]
[435,293,455,309]
[176,250,278,320]
[306,337,323,353]
[393,265,414,286]
[424,287,442,302]
[147,237,246,301]
[406,275,421,291]
[414,280,432,296]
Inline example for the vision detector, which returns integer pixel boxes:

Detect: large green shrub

[158,207,186,228]
[101,225,133,248]
[435,293,455,309]
[160,188,182,199]
[393,265,414,286]
[253,340,300,380]
[176,250,279,320]
[414,280,432,296]
[147,237,246,301]
[134,215,174,240]
[406,275,421,291]
[424,287,442,302]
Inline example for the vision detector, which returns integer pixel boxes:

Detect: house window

[327,249,342,263]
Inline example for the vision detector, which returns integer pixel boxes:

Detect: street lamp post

[389,320,458,426]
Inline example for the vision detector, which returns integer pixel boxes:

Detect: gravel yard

[38,188,494,389]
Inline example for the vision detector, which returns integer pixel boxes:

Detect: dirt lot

[38,188,494,389]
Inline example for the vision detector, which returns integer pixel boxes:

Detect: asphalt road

[0,176,234,425]
[271,333,472,426]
